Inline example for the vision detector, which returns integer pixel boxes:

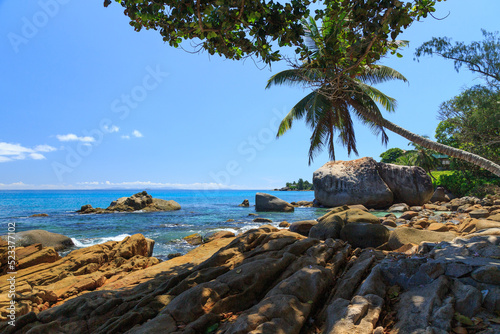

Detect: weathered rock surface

[430,186,450,203]
[77,191,181,214]
[388,227,457,250]
[309,206,381,240]
[255,192,294,212]
[313,157,434,208]
[289,220,318,236]
[0,230,74,251]
[340,223,390,249]
[0,234,159,320]
[3,225,500,334]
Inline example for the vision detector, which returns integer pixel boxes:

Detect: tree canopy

[106,0,444,67]
[415,29,500,89]
[379,147,405,163]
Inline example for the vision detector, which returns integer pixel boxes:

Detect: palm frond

[266,68,325,89]
[357,65,408,85]
[277,90,318,137]
[355,81,398,112]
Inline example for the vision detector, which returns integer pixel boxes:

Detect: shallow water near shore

[0,190,331,259]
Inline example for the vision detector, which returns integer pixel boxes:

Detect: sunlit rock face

[313,157,433,208]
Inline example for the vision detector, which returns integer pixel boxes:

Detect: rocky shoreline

[1,192,500,333]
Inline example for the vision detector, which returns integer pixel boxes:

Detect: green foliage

[107,0,444,66]
[436,85,500,165]
[415,30,500,88]
[380,147,405,163]
[285,178,313,190]
[434,170,500,198]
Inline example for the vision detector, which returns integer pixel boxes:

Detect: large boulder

[313,158,393,208]
[376,162,434,206]
[78,191,181,213]
[1,230,74,251]
[289,220,318,236]
[310,207,380,240]
[255,193,294,212]
[313,157,434,208]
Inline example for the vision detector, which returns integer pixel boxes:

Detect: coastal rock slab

[388,227,457,250]
[255,192,294,212]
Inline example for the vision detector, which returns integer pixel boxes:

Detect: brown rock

[388,227,457,250]
[289,220,318,236]
[427,223,450,232]
[400,211,419,220]
[30,213,49,217]
[469,209,490,219]
[279,221,290,228]
[17,247,60,269]
[183,233,203,245]
[203,231,235,243]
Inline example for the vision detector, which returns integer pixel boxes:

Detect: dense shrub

[435,170,500,198]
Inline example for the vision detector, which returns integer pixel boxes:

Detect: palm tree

[407,138,440,180]
[267,18,500,176]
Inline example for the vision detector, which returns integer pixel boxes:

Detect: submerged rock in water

[255,192,294,212]
[77,191,181,214]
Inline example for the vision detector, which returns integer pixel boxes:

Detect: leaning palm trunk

[361,111,500,177]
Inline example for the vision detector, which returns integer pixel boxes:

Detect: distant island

[274,178,314,191]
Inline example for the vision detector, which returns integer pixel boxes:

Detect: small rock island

[77,191,181,214]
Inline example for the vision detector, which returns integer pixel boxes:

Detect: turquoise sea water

[0,190,328,259]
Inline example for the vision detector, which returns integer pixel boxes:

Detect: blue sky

[0,0,498,190]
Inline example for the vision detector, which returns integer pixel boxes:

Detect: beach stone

[387,227,457,250]
[30,213,49,217]
[79,191,181,213]
[388,203,410,212]
[471,265,500,285]
[289,220,318,236]
[431,187,450,203]
[253,217,272,223]
[183,233,203,245]
[382,220,397,227]
[469,209,490,219]
[278,221,290,227]
[309,215,344,240]
[238,199,250,207]
[255,192,294,212]
[427,223,450,232]
[313,158,393,208]
[399,211,419,220]
[2,230,74,251]
[340,223,390,249]
[167,253,181,259]
[488,214,500,222]
[318,207,380,225]
[410,206,423,211]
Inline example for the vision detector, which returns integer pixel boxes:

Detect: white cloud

[0,142,57,162]
[34,144,57,152]
[132,130,143,138]
[56,134,95,143]
[30,153,46,160]
[121,135,130,140]
[103,125,119,133]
